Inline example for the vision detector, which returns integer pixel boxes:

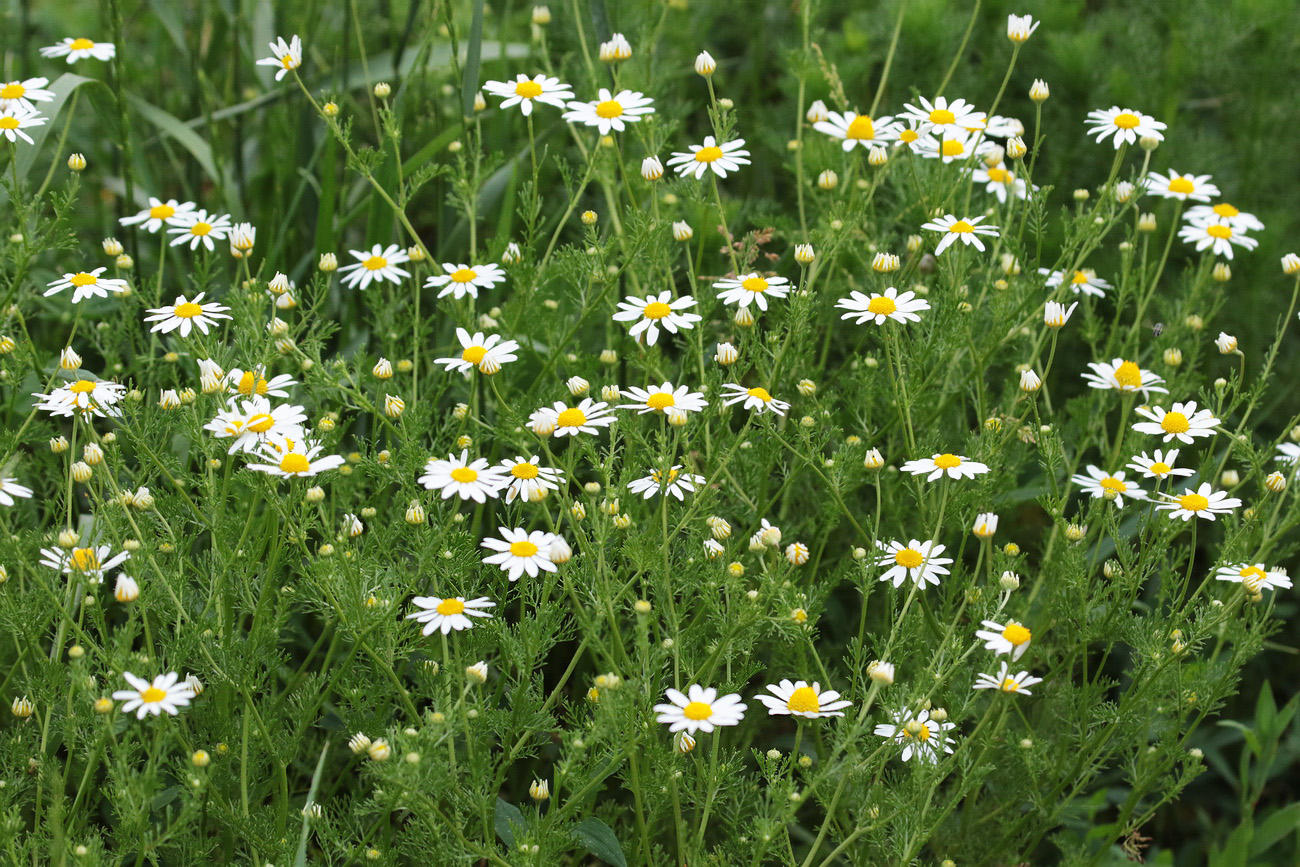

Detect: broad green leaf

[572,817,627,867]
[493,798,528,849]
[14,73,102,180]
[127,93,231,200]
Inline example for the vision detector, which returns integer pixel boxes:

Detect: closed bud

[0,335,14,354]
[1114,180,1135,203]
[794,244,815,264]
[549,537,572,564]
[373,81,391,98]
[1266,471,1286,492]
[51,435,70,454]
[973,513,998,538]
[502,242,522,263]
[641,156,664,181]
[863,447,884,469]
[733,306,755,327]
[268,272,290,296]
[529,779,550,801]
[114,575,140,603]
[1220,469,1239,488]
[695,50,717,76]
[60,347,82,370]
[581,210,597,225]
[817,169,838,190]
[1006,136,1027,159]
[797,379,816,396]
[1029,79,1050,102]
[322,102,339,117]
[466,661,489,683]
[906,234,923,253]
[599,349,618,365]
[868,145,889,167]
[102,237,123,256]
[319,252,339,272]
[872,252,900,272]
[1212,262,1231,282]
[405,500,427,525]
[373,358,393,379]
[714,342,738,365]
[531,5,551,24]
[115,254,133,270]
[1281,253,1300,275]
[1007,13,1039,43]
[566,376,590,396]
[805,99,828,124]
[674,730,697,753]
[1215,332,1238,354]
[599,33,632,63]
[1138,213,1157,232]
[1139,134,1161,151]
[367,739,391,761]
[1066,523,1086,542]
[71,461,92,482]
[1163,347,1182,366]
[1185,313,1204,331]
[11,696,34,719]
[384,394,406,418]
[999,570,1021,590]
[1019,369,1042,392]
[68,153,87,172]
[672,221,693,242]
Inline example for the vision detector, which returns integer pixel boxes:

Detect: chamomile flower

[1132,401,1220,444]
[0,78,54,112]
[1071,465,1146,508]
[245,434,346,478]
[901,95,987,136]
[225,366,297,398]
[874,539,952,588]
[666,136,752,179]
[1084,106,1167,149]
[39,544,129,584]
[143,293,232,337]
[339,244,412,290]
[0,478,33,507]
[166,209,233,251]
[496,456,565,503]
[971,161,1033,202]
[120,198,196,233]
[0,105,46,146]
[612,291,702,346]
[983,115,1026,138]
[1144,169,1219,202]
[653,685,747,734]
[900,453,990,481]
[33,377,126,419]
[1177,220,1258,260]
[480,527,560,581]
[406,596,496,635]
[483,74,574,116]
[1215,563,1292,593]
[1044,300,1079,328]
[1039,267,1113,298]
[889,118,927,151]
[434,328,519,375]
[619,382,709,418]
[529,399,616,437]
[1127,449,1194,480]
[712,273,791,312]
[720,383,790,416]
[204,397,307,454]
[1276,443,1300,472]
[812,111,901,150]
[627,466,706,501]
[914,127,996,163]
[972,662,1042,695]
[418,450,507,502]
[111,672,196,719]
[756,680,851,719]
[45,268,129,304]
[1153,483,1242,521]
[40,38,116,63]
[874,707,955,763]
[921,214,999,255]
[836,287,930,325]
[1184,203,1264,233]
[975,620,1033,661]
[562,88,655,134]
[255,35,303,81]
[1081,358,1167,396]
[425,262,506,300]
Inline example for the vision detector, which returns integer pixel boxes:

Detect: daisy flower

[1127,449,1194,480]
[971,162,1032,203]
[1177,220,1258,260]
[889,118,926,152]
[1131,401,1220,444]
[1071,465,1146,508]
[720,383,790,416]
[166,209,233,251]
[1277,443,1300,472]
[418,450,507,502]
[619,382,708,418]
[812,111,901,150]
[39,544,129,584]
[983,115,1025,138]
[339,244,412,290]
[1084,107,1167,149]
[45,268,129,304]
[611,291,701,346]
[0,478,33,507]
[653,685,747,734]
[914,127,996,163]
[111,672,196,719]
[529,399,616,437]
[406,596,496,635]
[874,707,955,763]
[666,135,751,180]
[225,366,298,398]
[627,466,706,501]
[33,377,126,419]
[496,456,565,504]
[900,453,990,481]
[483,73,574,116]
[756,680,852,719]
[204,397,307,454]
[39,38,116,63]
[1040,267,1113,299]
[874,539,952,588]
[974,620,1033,661]
[1184,203,1264,233]
[480,527,560,581]
[712,273,791,312]
[0,78,54,112]
[901,95,987,136]
[1153,483,1242,521]
[1081,358,1167,396]
[434,328,519,375]
[120,198,196,233]
[245,434,346,478]
[0,104,46,145]
[972,662,1043,695]
[920,214,999,255]
[1144,169,1219,202]
[836,287,930,326]
[562,88,655,134]
[255,35,303,81]
[1215,564,1292,594]
[425,262,506,300]
[143,292,232,337]
[1044,300,1079,328]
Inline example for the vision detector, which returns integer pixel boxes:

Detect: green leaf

[127,93,231,200]
[251,0,278,90]
[294,744,330,867]
[460,0,486,119]
[572,817,627,867]
[1249,802,1300,859]
[14,73,102,180]
[1209,817,1252,867]
[493,798,528,849]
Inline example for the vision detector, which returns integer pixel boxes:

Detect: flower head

[406,596,496,635]
[255,35,303,80]
[481,527,560,581]
[563,88,654,134]
[1071,465,1146,508]
[1177,220,1258,260]
[900,453,990,481]
[874,707,955,763]
[1081,358,1167,397]
[483,74,574,116]
[425,262,506,300]
[920,214,999,255]
[612,292,701,346]
[419,450,507,502]
[0,78,54,113]
[1215,564,1292,594]
[1153,483,1242,521]
[45,268,129,304]
[1131,401,1220,444]
[166,209,233,251]
[812,111,901,150]
[619,382,708,418]
[1144,169,1219,202]
[120,198,196,233]
[973,662,1042,695]
[1126,449,1194,480]
[666,136,751,180]
[143,292,232,337]
[836,287,930,326]
[1085,107,1166,149]
[874,539,952,588]
[111,672,196,719]
[756,680,851,719]
[901,96,987,136]
[340,244,412,289]
[434,328,519,375]
[496,456,565,503]
[245,434,346,478]
[628,466,706,501]
[1040,267,1112,298]
[720,383,790,416]
[653,685,746,734]
[528,398,615,437]
[40,38,116,63]
[975,620,1033,661]
[204,396,307,454]
[39,544,129,583]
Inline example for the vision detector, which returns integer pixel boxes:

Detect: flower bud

[863,448,884,470]
[868,145,889,167]
[384,395,405,418]
[405,500,427,525]
[322,102,339,117]
[872,252,900,272]
[566,376,590,396]
[695,51,716,76]
[1029,79,1049,102]
[1163,347,1182,367]
[1019,369,1042,392]
[373,82,391,98]
[1006,136,1026,159]
[68,153,87,172]
[1138,213,1157,233]
[581,210,597,225]
[367,739,391,761]
[973,513,998,538]
[1212,262,1231,282]
[817,169,838,190]
[1282,253,1300,275]
[531,5,551,24]
[674,730,697,753]
[1066,523,1086,542]
[1266,471,1286,492]
[672,221,693,242]
[1220,469,1239,488]
[599,33,632,63]
[102,237,123,257]
[714,342,738,365]
[641,156,664,181]
[529,779,550,801]
[805,99,828,124]
[1215,332,1238,354]
[794,244,815,265]
[373,358,393,379]
[11,696,34,719]
[114,575,140,603]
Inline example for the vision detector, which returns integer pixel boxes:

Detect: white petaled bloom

[984,115,1026,138]
[972,513,998,538]
[226,366,297,398]
[406,596,495,635]
[1185,202,1265,233]
[39,545,129,584]
[874,539,952,588]
[785,542,810,565]
[1276,443,1300,477]
[255,35,303,81]
[39,37,116,63]
[340,244,412,289]
[1127,449,1194,480]
[1132,401,1220,444]
[720,383,790,416]
[971,161,1033,203]
[111,672,196,719]
[641,156,664,180]
[1144,169,1219,202]
[973,662,1043,695]
[418,450,507,503]
[120,198,196,233]
[836,287,930,326]
[712,273,791,312]
[204,396,307,454]
[1071,465,1146,508]
[612,291,702,346]
[1154,483,1242,521]
[757,680,851,719]
[33,377,127,420]
[653,685,747,734]
[704,539,724,558]
[1044,300,1079,328]
[434,328,519,375]
[166,209,232,251]
[975,620,1033,661]
[497,456,565,504]
[620,382,708,419]
[1006,13,1040,43]
[812,111,901,151]
[45,268,129,304]
[1081,358,1168,396]
[598,32,632,62]
[245,434,346,479]
[900,453,990,482]
[874,708,955,763]
[627,466,706,501]
[921,214,999,255]
[0,78,54,112]
[806,99,829,124]
[143,292,232,337]
[914,127,997,164]
[1039,267,1113,299]
[666,135,752,180]
[1085,107,1167,149]
[528,398,615,437]
[480,527,559,581]
[694,51,717,76]
[1215,563,1292,594]
[901,96,987,136]
[425,262,506,300]
[114,574,140,603]
[562,88,654,135]
[1177,219,1258,261]
[482,74,574,116]
[0,477,33,506]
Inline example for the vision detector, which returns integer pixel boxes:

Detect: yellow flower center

[436,598,466,616]
[1206,224,1232,239]
[1071,271,1090,284]
[1160,412,1190,434]
[595,100,624,119]
[1177,493,1209,512]
[986,167,1011,183]
[0,117,19,130]
[141,686,167,703]
[70,38,95,51]
[746,387,772,402]
[1167,177,1194,194]
[1113,112,1141,129]
[509,540,539,557]
[867,296,897,316]
[741,277,768,294]
[0,83,25,99]
[650,468,680,485]
[894,548,924,569]
[556,407,587,428]
[450,268,477,283]
[646,392,676,409]
[899,129,919,143]
[69,380,97,394]
[643,301,672,319]
[149,203,175,219]
[246,413,275,433]
[948,220,974,234]
[1002,623,1031,645]
[903,724,931,741]
[511,462,539,479]
[941,139,965,157]
[69,547,100,572]
[281,54,295,69]
[1100,477,1127,494]
[1001,678,1020,692]
[694,146,723,163]
[933,453,962,469]
[1213,203,1239,217]
[514,80,543,98]
[1113,361,1142,389]
[461,345,487,364]
[1239,566,1266,582]
[69,272,98,287]
[279,454,311,473]
[786,686,820,714]
[683,701,713,720]
[845,115,875,140]
[450,467,479,483]
[363,255,388,270]
[929,108,956,125]
[1150,461,1171,476]
[173,302,203,318]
